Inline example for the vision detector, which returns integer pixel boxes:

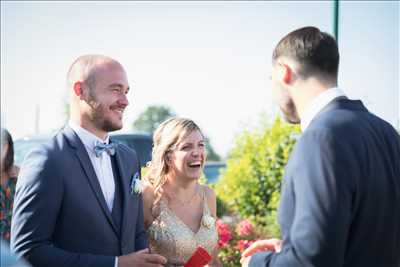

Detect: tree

[205,137,220,161]
[132,105,175,134]
[215,117,300,236]
[133,105,221,161]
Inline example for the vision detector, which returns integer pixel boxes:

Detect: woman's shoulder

[200,184,216,199]
[200,184,217,217]
[142,181,156,202]
[142,181,163,228]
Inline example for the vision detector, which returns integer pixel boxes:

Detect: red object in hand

[184,246,212,267]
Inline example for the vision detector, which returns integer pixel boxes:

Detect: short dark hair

[1,128,14,174]
[272,26,339,81]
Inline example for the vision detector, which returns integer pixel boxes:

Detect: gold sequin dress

[147,189,218,266]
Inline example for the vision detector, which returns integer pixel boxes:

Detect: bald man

[11,55,166,267]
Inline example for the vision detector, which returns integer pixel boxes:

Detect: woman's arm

[204,185,222,267]
[142,183,156,229]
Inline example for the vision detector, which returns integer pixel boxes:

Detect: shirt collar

[300,87,346,132]
[68,121,110,151]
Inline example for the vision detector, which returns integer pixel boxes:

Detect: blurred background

[1,3,399,264]
[1,1,399,159]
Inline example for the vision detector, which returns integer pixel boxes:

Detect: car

[14,132,153,168]
[110,133,153,167]
[14,132,225,182]
[203,161,226,184]
[13,134,52,167]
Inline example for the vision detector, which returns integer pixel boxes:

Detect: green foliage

[215,117,299,236]
[208,182,230,218]
[215,193,230,218]
[132,105,175,134]
[132,104,221,161]
[205,137,221,161]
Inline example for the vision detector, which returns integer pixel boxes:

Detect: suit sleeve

[134,163,149,250]
[250,129,355,267]
[10,148,115,267]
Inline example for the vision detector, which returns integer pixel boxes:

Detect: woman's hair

[144,117,204,200]
[1,128,14,174]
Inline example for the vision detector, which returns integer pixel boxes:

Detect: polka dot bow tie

[94,141,117,157]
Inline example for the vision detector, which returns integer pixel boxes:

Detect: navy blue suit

[250,98,400,267]
[11,126,148,267]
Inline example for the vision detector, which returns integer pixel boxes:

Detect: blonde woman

[142,117,220,267]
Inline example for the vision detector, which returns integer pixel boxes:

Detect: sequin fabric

[148,189,218,266]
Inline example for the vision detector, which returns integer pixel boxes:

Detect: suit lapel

[63,126,119,236]
[114,147,132,245]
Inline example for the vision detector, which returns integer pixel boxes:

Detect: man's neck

[70,118,108,141]
[292,79,337,119]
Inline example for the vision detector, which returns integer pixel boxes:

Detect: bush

[216,218,263,267]
[215,116,299,236]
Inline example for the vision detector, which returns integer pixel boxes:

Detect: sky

[1,1,399,158]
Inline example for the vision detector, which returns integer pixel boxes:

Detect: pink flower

[236,219,253,237]
[216,219,232,247]
[235,239,254,252]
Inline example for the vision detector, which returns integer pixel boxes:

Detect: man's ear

[73,81,83,96]
[279,63,292,85]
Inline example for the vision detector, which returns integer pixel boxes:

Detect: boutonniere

[202,214,216,229]
[130,172,143,195]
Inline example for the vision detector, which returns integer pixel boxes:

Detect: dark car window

[111,134,153,167]
[14,138,49,166]
[14,134,153,168]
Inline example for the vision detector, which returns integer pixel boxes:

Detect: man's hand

[118,249,167,267]
[240,239,282,267]
[240,255,251,267]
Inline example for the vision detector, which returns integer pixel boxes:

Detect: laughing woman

[142,117,221,267]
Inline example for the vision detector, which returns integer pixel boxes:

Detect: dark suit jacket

[250,98,400,267]
[11,126,148,267]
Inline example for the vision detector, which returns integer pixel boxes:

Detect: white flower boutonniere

[130,172,143,195]
[202,214,216,229]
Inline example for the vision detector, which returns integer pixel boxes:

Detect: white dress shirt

[300,87,346,132]
[69,122,116,211]
[69,122,119,267]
